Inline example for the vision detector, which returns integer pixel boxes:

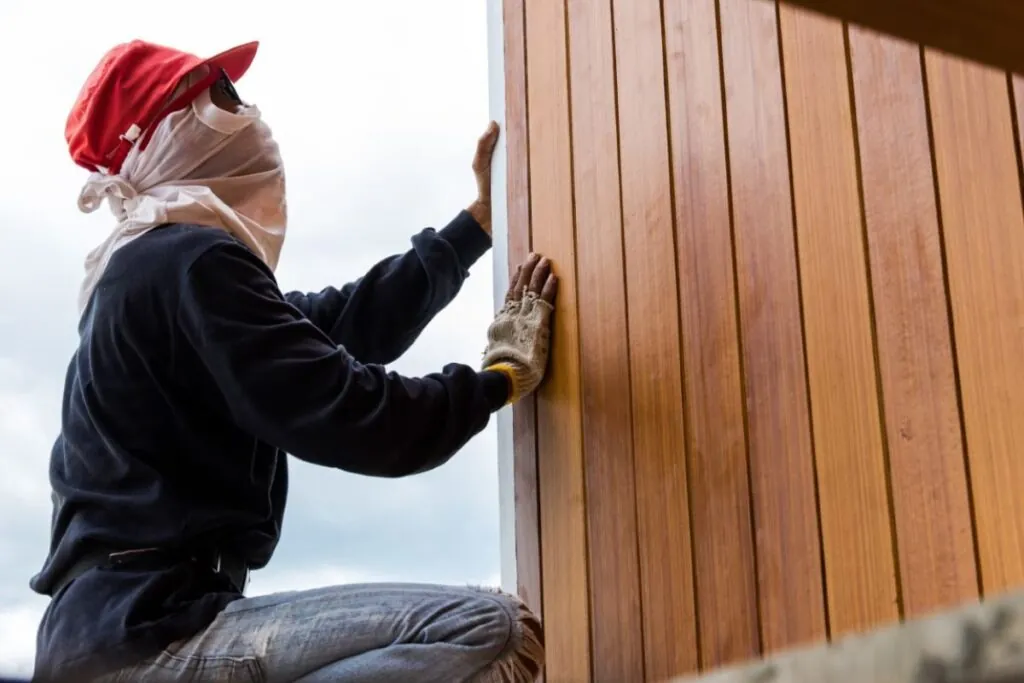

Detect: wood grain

[611,0,699,677]
[770,0,1024,75]
[778,6,899,636]
[663,0,760,668]
[925,51,1024,594]
[847,27,979,618]
[508,0,1024,675]
[566,0,645,679]
[524,0,592,679]
[718,0,828,653]
[502,0,544,628]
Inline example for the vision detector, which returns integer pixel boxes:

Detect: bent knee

[468,589,545,683]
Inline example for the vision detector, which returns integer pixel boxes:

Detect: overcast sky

[0,0,500,676]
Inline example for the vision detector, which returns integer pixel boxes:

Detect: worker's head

[66,40,267,176]
[69,40,288,312]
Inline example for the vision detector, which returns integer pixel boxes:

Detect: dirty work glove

[482,254,559,405]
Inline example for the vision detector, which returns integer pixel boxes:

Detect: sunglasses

[214,68,244,106]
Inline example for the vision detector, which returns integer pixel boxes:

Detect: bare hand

[468,121,500,235]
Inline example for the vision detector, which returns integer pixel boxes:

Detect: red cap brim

[202,40,259,83]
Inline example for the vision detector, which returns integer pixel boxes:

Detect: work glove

[482,254,559,405]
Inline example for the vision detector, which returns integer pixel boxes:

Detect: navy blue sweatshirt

[29,211,509,681]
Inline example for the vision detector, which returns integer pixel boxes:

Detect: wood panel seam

[520,0,544,615]
[773,0,834,642]
[522,0,544,632]
[568,0,646,676]
[614,0,701,672]
[916,44,984,598]
[525,0,592,673]
[924,46,1024,592]
[607,0,649,677]
[714,0,766,659]
[560,0,594,676]
[504,0,545,640]
[656,0,706,670]
[841,20,906,621]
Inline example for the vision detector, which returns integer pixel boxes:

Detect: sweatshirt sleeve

[176,241,510,477]
[283,211,491,365]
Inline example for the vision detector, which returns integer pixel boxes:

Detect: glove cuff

[484,362,521,406]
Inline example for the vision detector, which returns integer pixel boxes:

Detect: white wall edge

[485,0,518,596]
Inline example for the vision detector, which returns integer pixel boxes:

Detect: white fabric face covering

[76,81,287,313]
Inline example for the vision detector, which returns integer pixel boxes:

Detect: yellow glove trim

[485,362,521,406]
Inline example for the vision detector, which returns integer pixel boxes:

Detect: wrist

[484,362,520,405]
[467,199,492,236]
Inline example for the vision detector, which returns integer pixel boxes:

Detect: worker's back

[29,224,285,681]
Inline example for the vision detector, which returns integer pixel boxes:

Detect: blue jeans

[95,583,544,682]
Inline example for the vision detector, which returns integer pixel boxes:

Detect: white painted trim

[486,0,517,595]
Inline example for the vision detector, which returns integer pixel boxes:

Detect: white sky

[0,0,500,676]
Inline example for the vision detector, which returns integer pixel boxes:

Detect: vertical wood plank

[847,27,979,618]
[718,0,829,653]
[925,52,1024,594]
[503,0,544,628]
[778,7,900,636]
[663,0,761,668]
[611,0,699,677]
[524,0,592,679]
[566,0,645,680]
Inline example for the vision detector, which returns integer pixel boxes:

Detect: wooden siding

[500,0,1024,679]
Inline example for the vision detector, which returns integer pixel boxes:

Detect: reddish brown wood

[779,6,899,637]
[523,0,592,679]
[502,0,544,630]
[718,0,828,653]
[663,0,760,668]
[566,0,646,680]
[612,0,700,677]
[505,2,1024,678]
[848,27,979,618]
[926,51,1024,594]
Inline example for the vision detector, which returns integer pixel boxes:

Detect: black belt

[51,547,249,596]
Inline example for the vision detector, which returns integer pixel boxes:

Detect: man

[30,39,556,682]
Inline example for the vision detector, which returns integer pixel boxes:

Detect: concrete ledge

[671,590,1024,683]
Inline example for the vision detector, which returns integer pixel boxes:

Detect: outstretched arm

[178,241,511,477]
[284,123,501,365]
[284,210,488,365]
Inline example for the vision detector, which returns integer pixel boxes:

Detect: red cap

[66,39,259,175]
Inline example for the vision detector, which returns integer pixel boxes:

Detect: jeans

[96,583,544,683]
